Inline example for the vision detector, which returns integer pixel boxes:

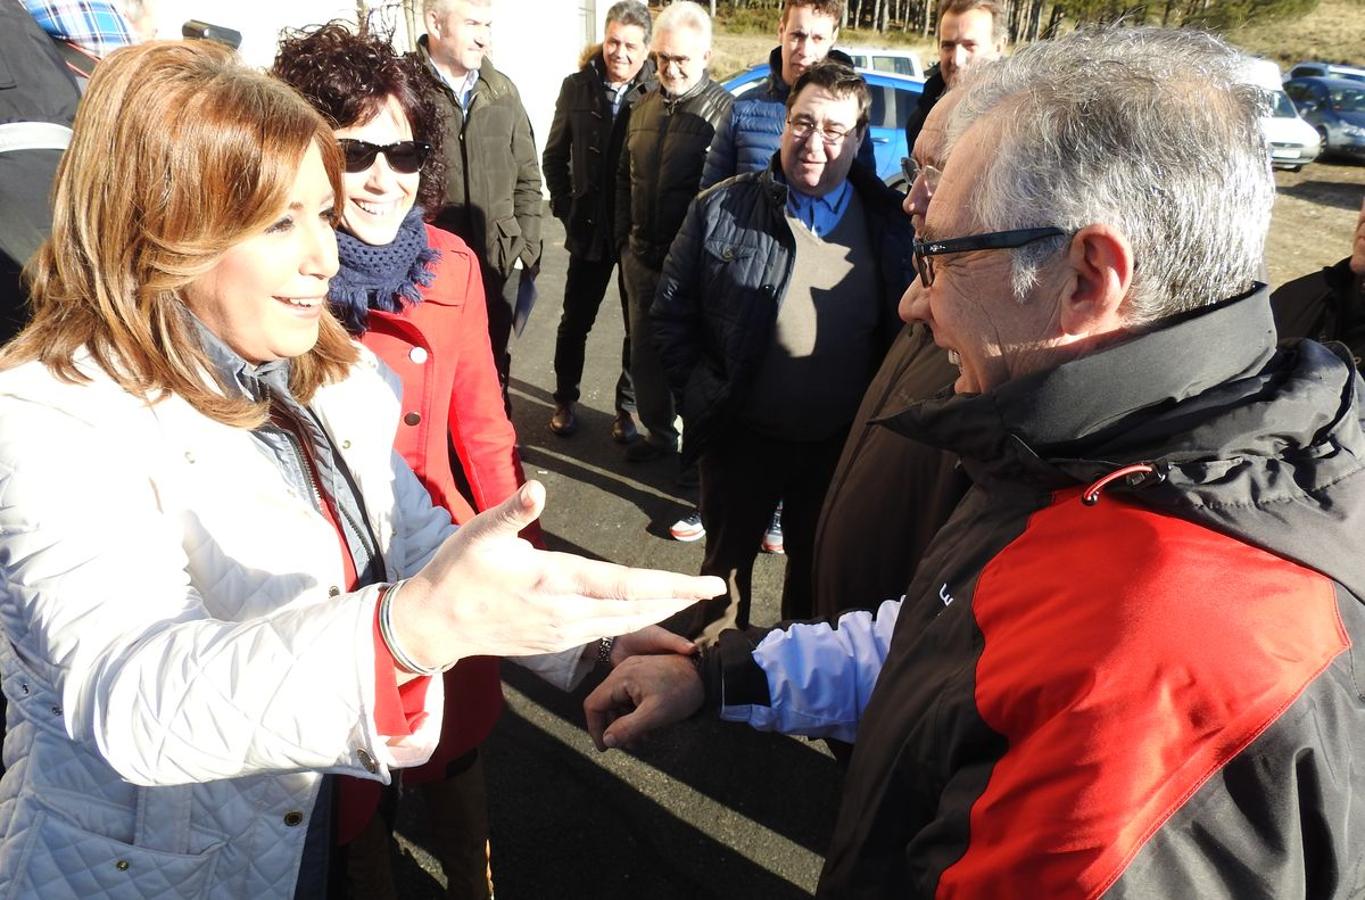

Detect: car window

[1268,90,1299,118]
[1330,87,1365,112]
[872,55,916,76]
[1290,65,1321,79]
[846,54,868,67]
[1285,82,1309,103]
[893,88,915,125]
[868,85,892,128]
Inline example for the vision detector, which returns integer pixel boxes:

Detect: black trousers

[667,424,846,645]
[482,263,517,415]
[552,252,634,413]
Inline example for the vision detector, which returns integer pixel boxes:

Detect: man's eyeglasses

[787,115,855,148]
[338,139,432,175]
[900,156,942,193]
[910,227,1067,287]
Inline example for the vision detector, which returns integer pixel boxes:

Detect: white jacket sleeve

[714,598,902,744]
[0,399,442,787]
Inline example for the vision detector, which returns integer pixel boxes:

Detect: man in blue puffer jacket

[701,0,875,189]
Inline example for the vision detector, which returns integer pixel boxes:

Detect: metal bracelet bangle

[596,636,615,666]
[379,580,442,677]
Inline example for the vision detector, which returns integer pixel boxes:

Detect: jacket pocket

[700,239,761,306]
[3,808,222,900]
[493,215,524,278]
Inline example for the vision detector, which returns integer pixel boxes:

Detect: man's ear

[426,10,441,37]
[1059,224,1133,338]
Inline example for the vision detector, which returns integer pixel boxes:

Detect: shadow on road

[479,664,839,898]
[1279,177,1365,211]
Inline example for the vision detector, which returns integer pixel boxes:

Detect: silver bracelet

[596,636,615,666]
[378,580,443,677]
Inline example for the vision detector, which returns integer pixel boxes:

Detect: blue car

[1284,76,1365,160]
[721,63,925,184]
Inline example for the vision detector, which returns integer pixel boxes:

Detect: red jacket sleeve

[439,233,545,547]
[371,596,431,737]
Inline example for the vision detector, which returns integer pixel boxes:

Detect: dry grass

[712,0,1364,79]
[711,29,937,81]
[1224,0,1365,69]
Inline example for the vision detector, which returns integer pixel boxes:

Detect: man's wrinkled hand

[583,654,704,751]
[609,625,695,667]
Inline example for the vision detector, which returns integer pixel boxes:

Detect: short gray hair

[947,26,1273,326]
[653,1,712,49]
[424,0,491,16]
[606,1,652,44]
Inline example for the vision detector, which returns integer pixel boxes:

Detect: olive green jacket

[415,38,543,281]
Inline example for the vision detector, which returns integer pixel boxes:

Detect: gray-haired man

[589,26,1365,897]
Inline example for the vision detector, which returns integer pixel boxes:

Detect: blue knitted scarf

[330,205,440,334]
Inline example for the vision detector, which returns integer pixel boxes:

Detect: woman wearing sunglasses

[271,24,541,898]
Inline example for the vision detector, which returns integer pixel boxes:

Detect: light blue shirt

[785,179,852,238]
[436,65,480,111]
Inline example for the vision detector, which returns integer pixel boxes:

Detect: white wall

[143,0,602,180]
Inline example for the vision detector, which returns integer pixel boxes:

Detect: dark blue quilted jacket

[701,47,875,189]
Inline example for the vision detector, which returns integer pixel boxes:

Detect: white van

[1244,58,1321,171]
[838,46,925,78]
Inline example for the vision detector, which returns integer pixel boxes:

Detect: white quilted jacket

[0,349,454,898]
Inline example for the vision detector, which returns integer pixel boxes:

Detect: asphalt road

[393,216,843,898]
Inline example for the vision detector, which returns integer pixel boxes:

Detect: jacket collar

[879,284,1283,481]
[661,74,714,108]
[415,36,505,106]
[588,53,657,92]
[764,46,790,98]
[757,152,903,218]
[763,46,858,98]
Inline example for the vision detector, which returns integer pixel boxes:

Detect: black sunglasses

[910,227,1067,287]
[337,139,432,175]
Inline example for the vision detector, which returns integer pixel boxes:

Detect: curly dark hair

[272,22,447,218]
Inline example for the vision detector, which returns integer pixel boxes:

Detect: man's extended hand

[583,654,704,750]
[393,482,724,669]
[609,625,695,667]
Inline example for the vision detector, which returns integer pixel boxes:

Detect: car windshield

[1329,87,1365,112]
[1269,90,1299,117]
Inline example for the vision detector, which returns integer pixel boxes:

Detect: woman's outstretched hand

[392,481,721,668]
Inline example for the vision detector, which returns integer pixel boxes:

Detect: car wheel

[1316,125,1330,152]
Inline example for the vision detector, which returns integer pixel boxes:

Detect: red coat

[360,225,539,778]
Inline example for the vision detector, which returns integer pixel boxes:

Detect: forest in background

[702,0,1346,48]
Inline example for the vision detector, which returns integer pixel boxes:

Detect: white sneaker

[669,509,705,542]
[761,502,784,555]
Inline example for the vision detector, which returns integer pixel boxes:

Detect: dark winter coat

[700,46,874,189]
[706,286,1365,897]
[542,53,656,261]
[903,67,945,153]
[652,161,912,466]
[811,323,964,619]
[414,39,543,281]
[614,76,732,270]
[1270,256,1365,363]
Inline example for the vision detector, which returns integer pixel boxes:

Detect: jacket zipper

[274,408,376,571]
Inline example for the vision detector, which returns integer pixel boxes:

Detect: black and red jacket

[703,287,1365,898]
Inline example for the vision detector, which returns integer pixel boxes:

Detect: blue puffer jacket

[701,47,876,189]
